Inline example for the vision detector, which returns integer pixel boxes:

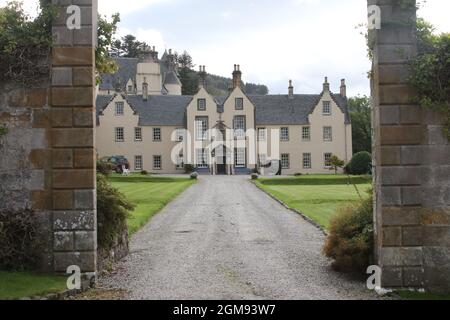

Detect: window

[195,117,209,141]
[115,127,124,142]
[303,153,312,169]
[197,98,206,111]
[235,148,246,167]
[196,149,208,168]
[175,128,184,142]
[281,127,289,141]
[176,153,184,169]
[324,153,332,168]
[302,127,311,141]
[323,101,331,115]
[233,116,246,139]
[258,128,266,141]
[153,155,162,170]
[134,127,142,141]
[128,85,133,93]
[115,102,124,116]
[235,98,244,110]
[258,154,267,166]
[323,126,333,141]
[153,128,161,141]
[134,155,143,171]
[281,154,290,169]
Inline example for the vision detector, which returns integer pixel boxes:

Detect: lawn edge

[128,178,197,237]
[251,180,329,236]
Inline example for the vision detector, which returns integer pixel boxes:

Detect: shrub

[0,209,41,270]
[348,152,372,175]
[294,173,302,177]
[190,172,198,180]
[97,160,114,175]
[97,174,135,250]
[323,193,374,273]
[184,164,195,174]
[251,173,258,180]
[141,170,148,175]
[0,124,7,137]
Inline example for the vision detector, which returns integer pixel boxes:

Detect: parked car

[100,156,130,173]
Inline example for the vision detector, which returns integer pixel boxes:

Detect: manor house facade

[96,47,353,175]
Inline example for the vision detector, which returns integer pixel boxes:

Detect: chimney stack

[340,79,347,97]
[323,76,330,92]
[199,65,207,89]
[232,64,242,89]
[288,80,294,99]
[143,77,148,101]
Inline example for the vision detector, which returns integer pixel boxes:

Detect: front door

[216,146,227,175]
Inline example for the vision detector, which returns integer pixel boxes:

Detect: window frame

[303,153,312,169]
[153,127,162,142]
[115,127,124,142]
[153,155,162,170]
[324,153,333,168]
[197,98,206,111]
[134,127,142,142]
[195,116,209,141]
[280,127,289,142]
[233,115,246,140]
[175,128,184,142]
[302,126,311,141]
[196,148,208,169]
[235,98,244,110]
[281,153,290,169]
[257,128,267,142]
[322,101,332,115]
[115,101,124,116]
[134,155,143,171]
[323,126,333,142]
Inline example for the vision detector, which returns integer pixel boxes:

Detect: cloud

[118,27,166,51]
[98,0,171,17]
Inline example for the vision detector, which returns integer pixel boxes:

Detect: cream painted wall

[96,95,184,174]
[136,61,162,95]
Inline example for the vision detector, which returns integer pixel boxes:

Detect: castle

[96,48,352,175]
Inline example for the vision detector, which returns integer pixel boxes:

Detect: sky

[2,0,450,96]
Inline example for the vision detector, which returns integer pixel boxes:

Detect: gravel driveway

[100,175,378,300]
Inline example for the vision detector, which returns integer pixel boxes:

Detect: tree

[96,13,120,82]
[112,34,149,58]
[330,155,345,174]
[348,96,372,154]
[174,51,199,95]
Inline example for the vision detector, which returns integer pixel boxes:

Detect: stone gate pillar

[370,0,450,292]
[51,0,98,279]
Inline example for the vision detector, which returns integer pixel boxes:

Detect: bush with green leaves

[97,174,135,250]
[323,192,374,273]
[0,124,7,137]
[0,209,41,271]
[347,152,372,175]
[409,19,450,140]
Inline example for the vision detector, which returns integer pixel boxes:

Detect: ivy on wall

[0,124,7,137]
[409,19,450,140]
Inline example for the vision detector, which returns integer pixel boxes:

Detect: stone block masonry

[50,0,98,278]
[0,0,98,278]
[370,0,450,293]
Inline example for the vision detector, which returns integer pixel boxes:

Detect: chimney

[232,64,242,89]
[199,65,207,89]
[288,80,294,99]
[143,77,148,101]
[340,79,347,97]
[323,76,330,92]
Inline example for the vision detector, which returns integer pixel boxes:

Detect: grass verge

[108,174,196,235]
[0,272,66,300]
[254,174,371,230]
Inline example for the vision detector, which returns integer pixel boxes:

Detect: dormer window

[128,85,133,93]
[198,99,206,111]
[323,101,331,115]
[235,98,244,110]
[115,102,124,116]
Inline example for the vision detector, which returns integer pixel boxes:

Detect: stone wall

[370,0,450,293]
[0,0,98,278]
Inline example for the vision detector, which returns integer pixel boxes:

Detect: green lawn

[0,272,66,300]
[108,174,196,235]
[254,175,372,230]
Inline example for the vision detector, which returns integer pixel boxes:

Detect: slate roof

[248,93,351,125]
[96,92,350,127]
[99,58,138,91]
